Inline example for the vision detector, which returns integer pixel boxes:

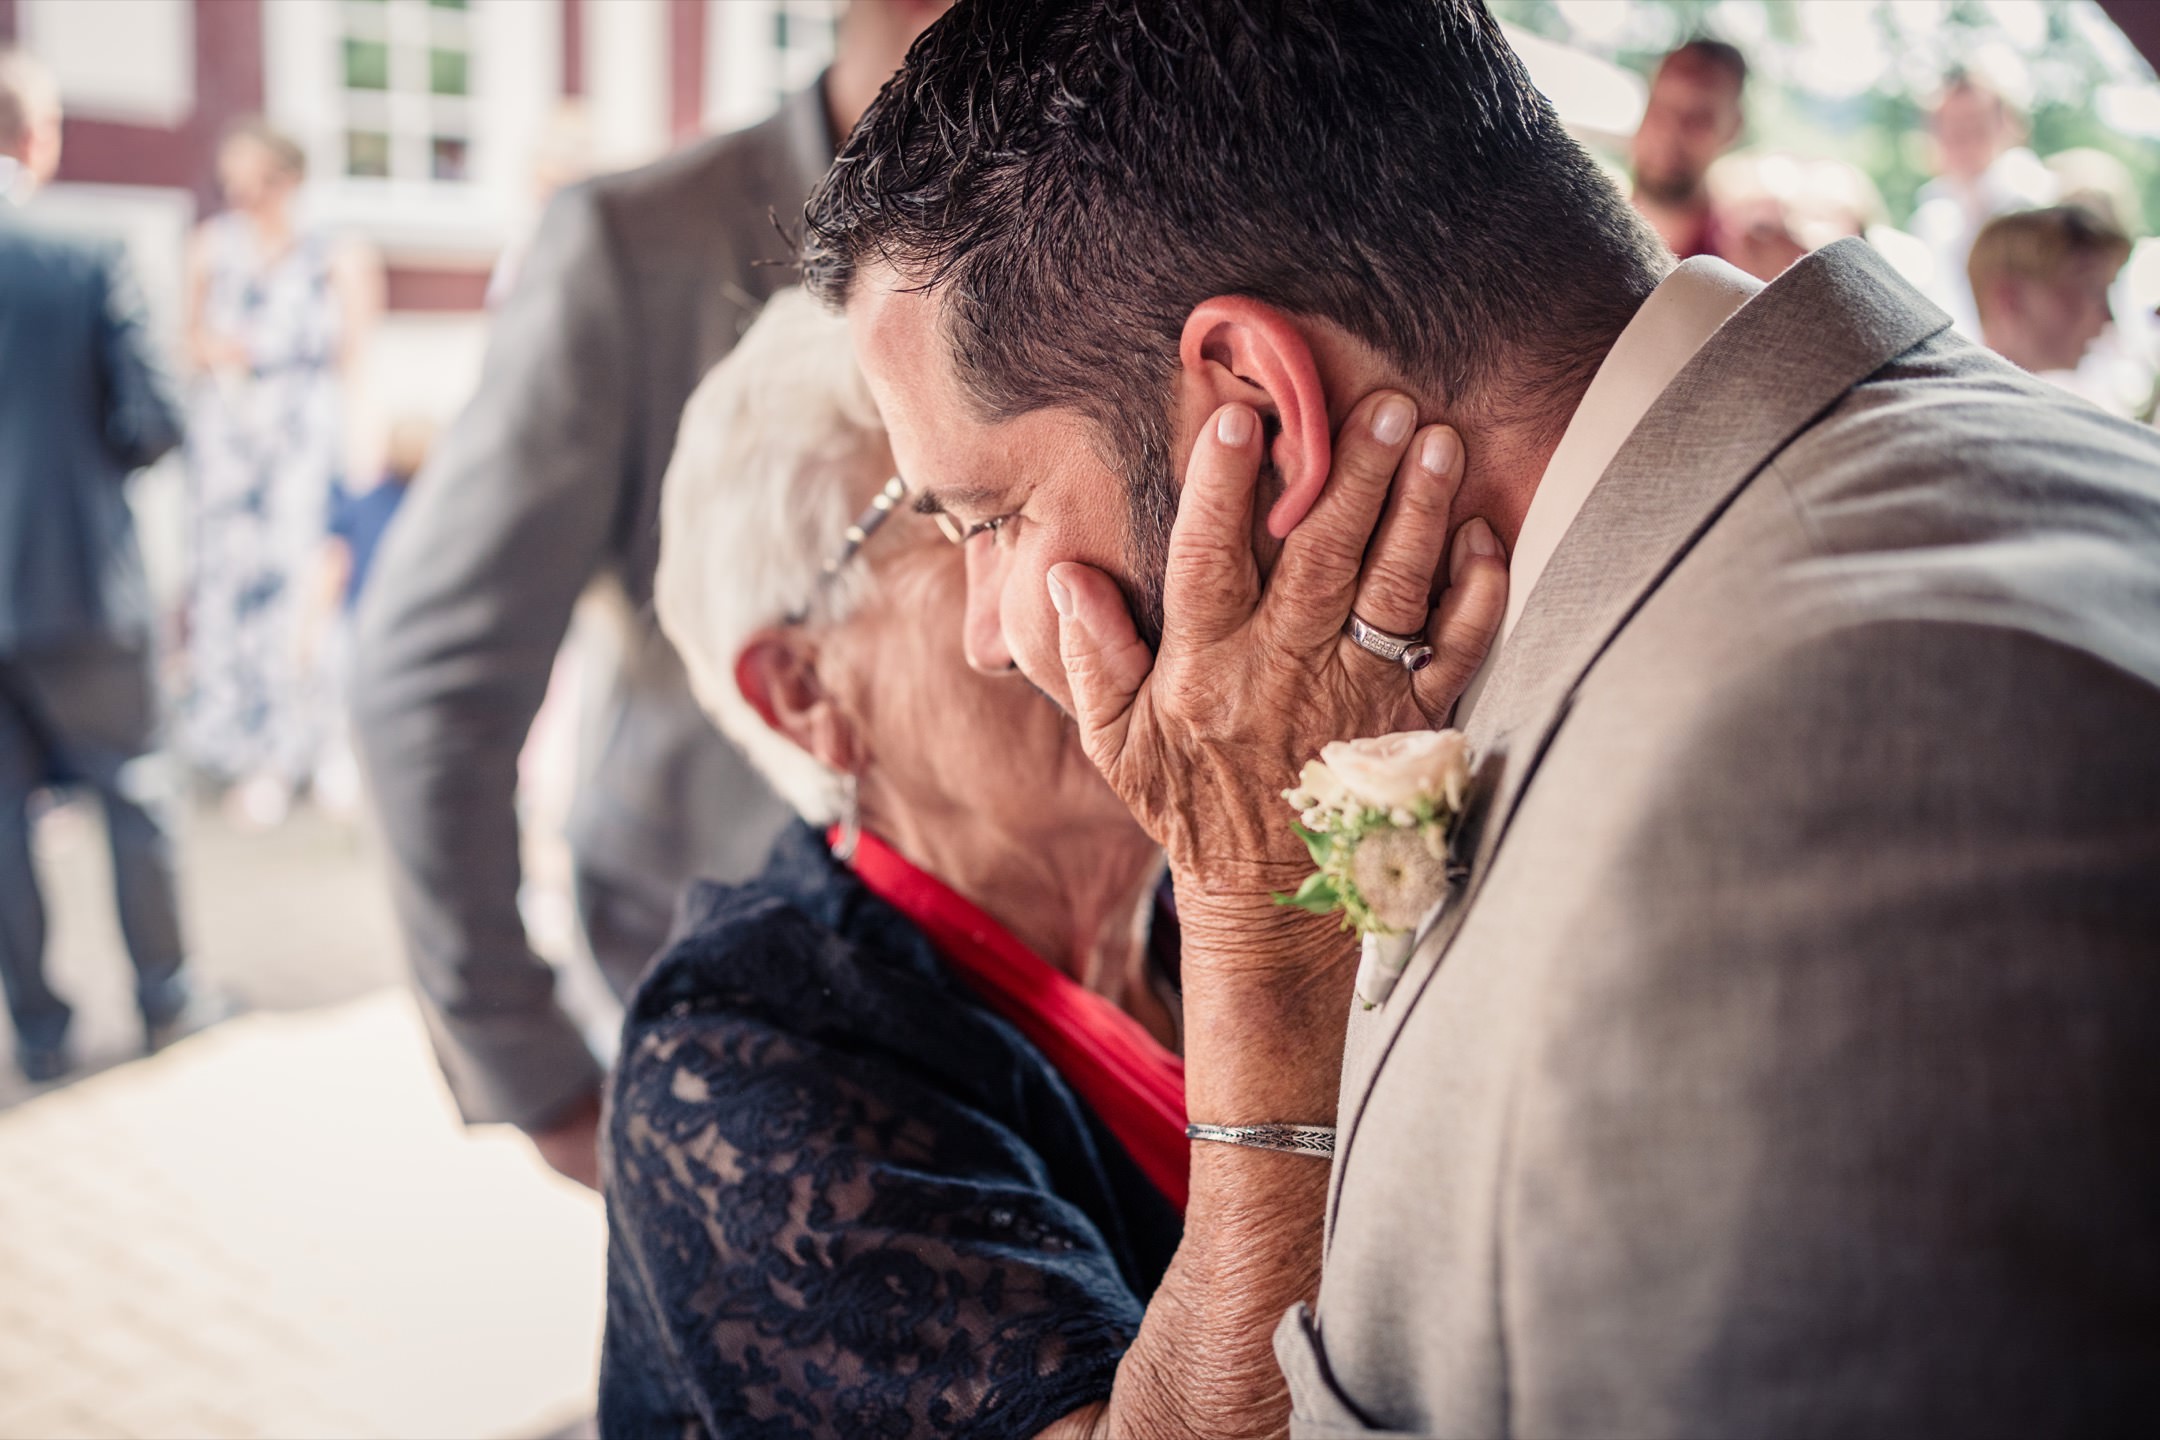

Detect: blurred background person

[2044,148,2159,419]
[305,415,435,821]
[179,119,381,830]
[486,101,599,312]
[0,50,194,1083]
[1968,203,2133,381]
[1708,150,1887,282]
[1629,38,1748,259]
[2048,147,2144,238]
[353,0,952,1190]
[323,416,432,630]
[1909,65,2058,337]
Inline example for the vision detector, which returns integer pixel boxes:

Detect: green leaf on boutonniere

[1273,870,1342,915]
[1290,819,1334,867]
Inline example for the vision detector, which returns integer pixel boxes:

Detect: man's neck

[1448,289,1656,557]
[1302,254,1664,565]
[1453,416,1572,560]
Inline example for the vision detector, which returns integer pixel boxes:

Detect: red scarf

[837,827,1190,1212]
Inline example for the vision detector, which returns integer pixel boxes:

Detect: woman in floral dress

[180,120,378,824]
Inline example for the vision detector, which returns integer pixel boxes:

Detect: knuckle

[1392,474,1450,524]
[1362,557,1438,611]
[1294,520,1370,574]
[1356,593,1422,634]
[1345,436,1403,486]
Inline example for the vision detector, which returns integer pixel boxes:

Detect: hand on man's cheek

[1001,543,1080,709]
[958,522,1086,714]
[960,532,1020,677]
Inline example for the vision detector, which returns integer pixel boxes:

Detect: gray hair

[0,49,59,154]
[655,287,886,824]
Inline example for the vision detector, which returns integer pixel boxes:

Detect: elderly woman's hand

[1047,391,1506,947]
[1035,392,1506,1440]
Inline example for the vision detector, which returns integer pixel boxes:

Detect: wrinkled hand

[1048,392,1507,940]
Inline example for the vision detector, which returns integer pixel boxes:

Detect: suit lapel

[1327,241,1954,1235]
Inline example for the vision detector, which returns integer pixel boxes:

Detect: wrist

[1176,900,1358,1012]
[1181,982,1351,1127]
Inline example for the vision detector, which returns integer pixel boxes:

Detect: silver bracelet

[1186,1122,1337,1157]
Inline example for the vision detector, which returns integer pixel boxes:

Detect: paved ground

[0,796,611,1439]
[0,798,405,1111]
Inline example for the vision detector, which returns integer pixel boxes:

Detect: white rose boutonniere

[1276,730,1475,1008]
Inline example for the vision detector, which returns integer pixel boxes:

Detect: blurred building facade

[0,0,838,425]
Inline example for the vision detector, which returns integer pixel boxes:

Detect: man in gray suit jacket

[0,52,191,1084]
[351,3,947,1183]
[806,2,2160,1435]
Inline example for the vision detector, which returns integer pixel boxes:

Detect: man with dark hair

[805,0,2160,1435]
[1630,37,1748,258]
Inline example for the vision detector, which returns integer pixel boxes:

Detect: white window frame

[18,0,196,130]
[334,0,476,190]
[266,0,559,257]
[705,0,840,136]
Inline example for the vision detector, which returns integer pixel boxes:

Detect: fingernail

[1372,396,1414,445]
[1465,518,1500,559]
[1046,567,1075,618]
[1420,428,1459,476]
[1217,405,1255,446]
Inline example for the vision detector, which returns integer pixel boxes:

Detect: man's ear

[734,630,859,775]
[1179,297,1334,539]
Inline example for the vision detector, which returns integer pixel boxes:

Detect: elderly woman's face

[815,472,1133,840]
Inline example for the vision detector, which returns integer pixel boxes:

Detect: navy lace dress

[599,824,1184,1438]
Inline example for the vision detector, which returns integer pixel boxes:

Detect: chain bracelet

[1185,1122,1337,1157]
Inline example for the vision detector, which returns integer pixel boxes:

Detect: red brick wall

[384,264,493,313]
[561,0,584,99]
[668,0,706,144]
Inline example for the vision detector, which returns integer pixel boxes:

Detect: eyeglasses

[788,475,983,622]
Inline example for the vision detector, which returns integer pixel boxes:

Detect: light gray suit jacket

[1278,240,2160,1437]
[352,88,828,1128]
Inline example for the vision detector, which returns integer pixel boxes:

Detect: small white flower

[1350,826,1451,932]
[1295,758,1352,810]
[1321,730,1473,814]
[1276,729,1477,986]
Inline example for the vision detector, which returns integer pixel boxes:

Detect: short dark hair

[804,0,1662,466]
[1662,38,1748,95]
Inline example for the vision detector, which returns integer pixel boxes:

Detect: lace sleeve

[607,1003,1146,1439]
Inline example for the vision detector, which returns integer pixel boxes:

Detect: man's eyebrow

[910,485,1005,516]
